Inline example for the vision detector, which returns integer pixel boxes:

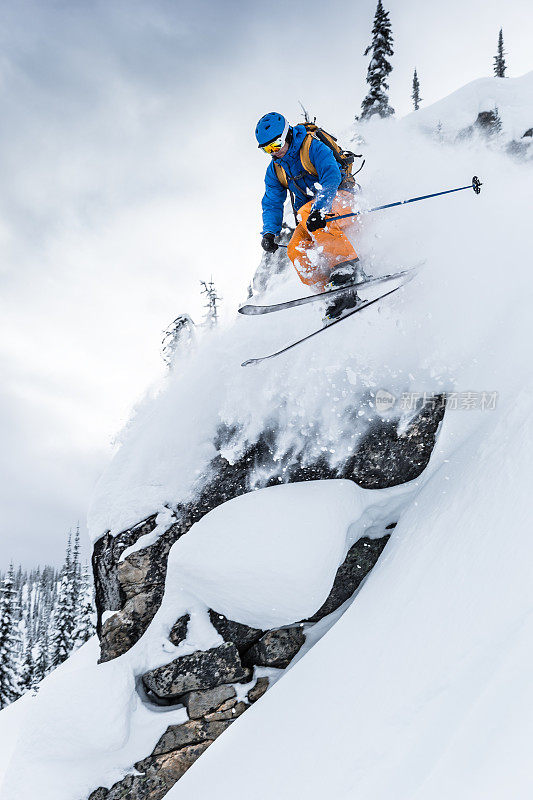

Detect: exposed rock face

[93,398,445,663]
[208,609,264,651]
[204,698,248,722]
[89,529,392,798]
[181,685,236,719]
[135,742,212,792]
[306,536,389,623]
[89,741,212,800]
[169,615,189,646]
[92,516,157,633]
[247,676,270,704]
[151,718,232,754]
[243,627,306,669]
[89,694,248,800]
[142,644,246,700]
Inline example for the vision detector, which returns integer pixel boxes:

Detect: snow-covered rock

[0,480,401,800]
[94,401,442,663]
[163,480,374,629]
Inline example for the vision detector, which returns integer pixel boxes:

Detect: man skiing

[256,112,362,320]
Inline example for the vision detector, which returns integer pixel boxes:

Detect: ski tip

[241,357,260,367]
[238,305,265,316]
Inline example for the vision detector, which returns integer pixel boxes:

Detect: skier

[256,112,362,320]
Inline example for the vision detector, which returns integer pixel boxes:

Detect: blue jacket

[261,124,342,235]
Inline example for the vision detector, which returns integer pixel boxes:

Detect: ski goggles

[259,120,290,154]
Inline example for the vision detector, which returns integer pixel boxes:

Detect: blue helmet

[255,112,289,147]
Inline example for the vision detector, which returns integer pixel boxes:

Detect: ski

[241,280,410,367]
[238,267,418,316]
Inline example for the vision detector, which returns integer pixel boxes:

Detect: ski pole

[274,176,482,245]
[323,175,482,223]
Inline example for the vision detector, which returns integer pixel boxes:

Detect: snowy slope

[0,480,411,800]
[88,74,532,545]
[0,638,189,799]
[171,380,533,800]
[1,75,532,800]
[161,77,533,799]
[404,71,533,140]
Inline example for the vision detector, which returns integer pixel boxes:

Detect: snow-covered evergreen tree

[412,69,422,111]
[361,0,395,120]
[200,279,222,327]
[20,627,36,693]
[72,524,81,596]
[73,563,96,648]
[0,529,97,707]
[49,534,78,667]
[0,565,21,708]
[494,28,507,78]
[34,629,50,687]
[161,314,196,368]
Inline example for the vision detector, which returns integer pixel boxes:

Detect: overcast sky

[0,0,531,567]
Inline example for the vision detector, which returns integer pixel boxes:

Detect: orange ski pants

[287,190,358,292]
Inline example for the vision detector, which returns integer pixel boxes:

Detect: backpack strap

[300,133,318,177]
[272,161,299,224]
[273,161,288,189]
[301,127,361,184]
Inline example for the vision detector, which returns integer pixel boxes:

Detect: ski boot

[323,258,366,323]
[325,257,368,291]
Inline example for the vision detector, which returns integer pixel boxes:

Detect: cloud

[0,368,103,565]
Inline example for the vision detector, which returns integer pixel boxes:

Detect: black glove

[306,209,327,232]
[261,233,279,253]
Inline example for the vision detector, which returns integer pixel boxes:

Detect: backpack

[273,122,363,194]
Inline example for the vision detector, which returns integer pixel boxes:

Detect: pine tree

[72,524,81,594]
[20,627,36,693]
[200,279,222,327]
[0,565,21,708]
[412,69,422,111]
[0,530,97,702]
[34,629,50,687]
[36,570,52,645]
[73,563,96,648]
[49,534,77,667]
[494,28,507,77]
[361,0,395,120]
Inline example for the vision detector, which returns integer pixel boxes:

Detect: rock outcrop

[94,397,445,663]
[143,643,247,701]
[88,397,445,799]
[87,525,393,800]
[88,687,252,800]
[242,627,306,670]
